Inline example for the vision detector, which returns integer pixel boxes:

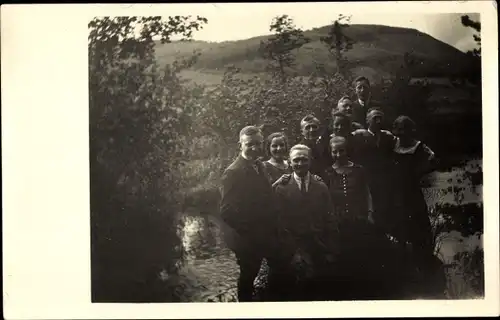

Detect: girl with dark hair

[263,132,292,183]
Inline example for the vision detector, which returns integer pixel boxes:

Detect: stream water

[178,159,483,302]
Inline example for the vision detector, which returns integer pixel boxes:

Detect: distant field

[178,69,270,88]
[178,70,224,87]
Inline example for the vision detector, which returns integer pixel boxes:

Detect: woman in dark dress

[391,116,436,259]
[391,115,447,298]
[262,132,292,183]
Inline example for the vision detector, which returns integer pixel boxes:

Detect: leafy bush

[445,247,484,298]
[89,16,207,302]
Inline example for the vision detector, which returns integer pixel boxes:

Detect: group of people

[218,76,439,302]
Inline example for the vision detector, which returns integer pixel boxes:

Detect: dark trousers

[233,242,294,302]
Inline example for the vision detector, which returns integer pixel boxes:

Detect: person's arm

[274,186,293,249]
[219,169,247,233]
[366,185,375,224]
[323,183,334,218]
[358,166,374,223]
[417,143,436,176]
[320,184,337,258]
[272,173,292,189]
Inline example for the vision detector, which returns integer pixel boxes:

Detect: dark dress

[323,163,371,223]
[321,163,386,299]
[391,139,435,257]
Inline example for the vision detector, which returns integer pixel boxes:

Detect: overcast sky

[161,3,480,52]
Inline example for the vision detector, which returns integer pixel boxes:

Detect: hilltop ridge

[154,23,478,85]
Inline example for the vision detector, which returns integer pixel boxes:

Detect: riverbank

[177,158,483,301]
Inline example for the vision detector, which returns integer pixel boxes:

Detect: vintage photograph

[89,7,483,303]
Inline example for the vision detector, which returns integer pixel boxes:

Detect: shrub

[89,16,207,302]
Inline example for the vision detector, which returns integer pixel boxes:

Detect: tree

[379,51,432,130]
[315,14,355,121]
[319,14,354,77]
[88,16,207,302]
[259,15,310,82]
[461,15,481,58]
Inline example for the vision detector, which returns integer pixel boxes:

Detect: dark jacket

[299,136,333,176]
[351,99,383,127]
[219,155,277,251]
[274,174,334,249]
[351,129,397,219]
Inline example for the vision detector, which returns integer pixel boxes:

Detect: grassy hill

[154,24,478,86]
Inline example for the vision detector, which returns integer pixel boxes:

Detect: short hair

[289,144,311,157]
[393,115,416,131]
[332,110,352,123]
[265,132,289,157]
[329,135,348,148]
[366,108,384,122]
[301,114,319,123]
[300,114,320,128]
[337,95,352,107]
[354,76,371,87]
[239,125,262,139]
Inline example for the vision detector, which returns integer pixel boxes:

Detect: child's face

[331,143,348,163]
[332,116,350,136]
[269,137,287,161]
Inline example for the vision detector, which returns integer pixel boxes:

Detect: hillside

[154,24,478,86]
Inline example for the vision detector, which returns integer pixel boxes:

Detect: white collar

[241,153,251,161]
[293,172,311,191]
[358,98,370,107]
[394,138,421,154]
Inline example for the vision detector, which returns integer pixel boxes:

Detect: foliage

[461,15,481,58]
[193,67,351,162]
[89,16,207,302]
[445,247,484,298]
[375,51,432,126]
[319,14,355,77]
[429,163,483,244]
[259,15,311,81]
